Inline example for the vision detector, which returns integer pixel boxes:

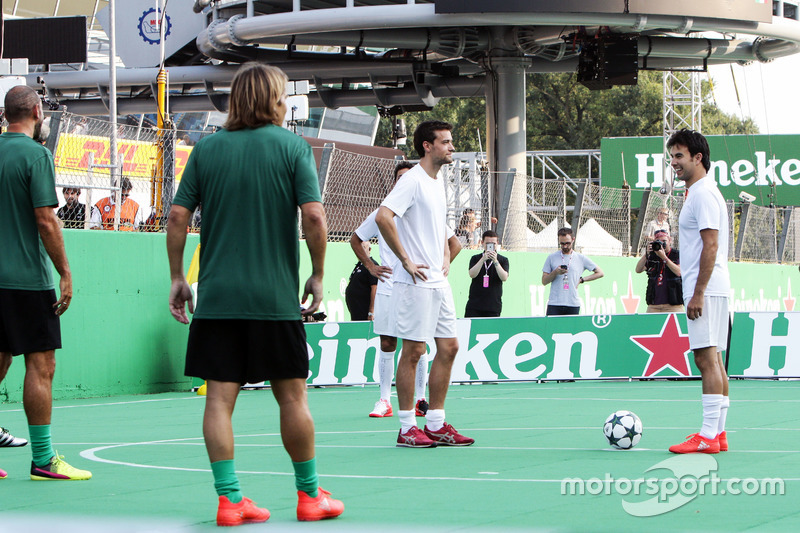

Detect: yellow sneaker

[197,381,207,396]
[31,453,92,480]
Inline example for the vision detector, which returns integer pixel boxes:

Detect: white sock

[425,409,445,432]
[399,410,416,433]
[700,394,724,439]
[717,396,730,435]
[378,350,395,401]
[415,354,428,401]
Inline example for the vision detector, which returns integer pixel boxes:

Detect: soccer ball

[603,410,643,449]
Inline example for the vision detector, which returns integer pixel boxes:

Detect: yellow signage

[54,133,193,180]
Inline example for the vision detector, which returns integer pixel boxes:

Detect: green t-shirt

[172,125,321,319]
[0,132,58,290]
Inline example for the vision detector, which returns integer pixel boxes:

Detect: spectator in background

[635,229,684,313]
[178,134,192,146]
[464,230,509,318]
[344,240,379,321]
[89,177,142,231]
[56,187,86,229]
[646,207,671,240]
[541,227,604,316]
[455,208,479,247]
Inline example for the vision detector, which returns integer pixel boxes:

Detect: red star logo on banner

[631,314,692,377]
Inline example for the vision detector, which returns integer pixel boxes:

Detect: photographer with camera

[465,230,509,318]
[635,228,683,313]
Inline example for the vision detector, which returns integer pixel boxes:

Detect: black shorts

[185,319,309,383]
[0,288,62,356]
[546,305,580,316]
[464,306,501,318]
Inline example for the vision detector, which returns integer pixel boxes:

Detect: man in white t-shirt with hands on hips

[376,121,474,448]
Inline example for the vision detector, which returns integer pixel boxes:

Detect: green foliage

[374,97,487,158]
[373,70,758,167]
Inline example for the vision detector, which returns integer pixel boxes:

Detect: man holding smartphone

[542,227,604,316]
[465,230,509,318]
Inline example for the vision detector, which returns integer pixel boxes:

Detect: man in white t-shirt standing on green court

[667,128,731,454]
[376,120,474,448]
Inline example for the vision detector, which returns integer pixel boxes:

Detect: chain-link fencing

[43,113,800,265]
[51,111,179,232]
[317,146,400,241]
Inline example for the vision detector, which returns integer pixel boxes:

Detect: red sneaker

[297,487,344,521]
[0,466,7,479]
[718,431,728,452]
[669,433,720,454]
[415,398,429,416]
[423,422,475,447]
[216,495,270,527]
[396,426,436,448]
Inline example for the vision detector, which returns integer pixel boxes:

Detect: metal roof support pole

[484,29,530,250]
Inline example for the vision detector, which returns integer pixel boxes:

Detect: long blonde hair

[223,63,287,131]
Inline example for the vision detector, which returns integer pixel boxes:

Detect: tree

[374,96,487,158]
[374,69,758,168]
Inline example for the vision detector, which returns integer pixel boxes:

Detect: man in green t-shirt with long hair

[167,63,344,526]
[0,85,91,481]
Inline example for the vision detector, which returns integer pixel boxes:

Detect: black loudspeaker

[577,37,638,91]
[2,16,87,65]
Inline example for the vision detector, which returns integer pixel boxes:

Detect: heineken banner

[302,311,799,385]
[600,134,800,206]
[728,311,800,377]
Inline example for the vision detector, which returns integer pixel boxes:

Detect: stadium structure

[7,0,800,246]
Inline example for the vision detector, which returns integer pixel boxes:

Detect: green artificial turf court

[1,379,798,532]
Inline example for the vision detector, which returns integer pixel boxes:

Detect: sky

[707,53,800,136]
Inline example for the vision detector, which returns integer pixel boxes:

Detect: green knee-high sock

[28,425,55,468]
[211,460,242,503]
[292,458,318,498]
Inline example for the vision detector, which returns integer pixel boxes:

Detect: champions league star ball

[603,410,643,449]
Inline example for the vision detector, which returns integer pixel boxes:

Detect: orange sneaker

[718,431,728,452]
[297,487,344,521]
[216,495,270,527]
[669,433,720,454]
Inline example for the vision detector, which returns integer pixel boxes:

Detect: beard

[33,121,48,143]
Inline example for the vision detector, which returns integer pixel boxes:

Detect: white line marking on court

[462,397,800,402]
[0,396,202,413]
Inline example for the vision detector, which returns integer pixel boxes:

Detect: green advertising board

[300,311,800,386]
[600,135,800,206]
[728,311,800,377]
[304,313,702,384]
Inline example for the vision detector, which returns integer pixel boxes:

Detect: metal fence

[44,113,799,265]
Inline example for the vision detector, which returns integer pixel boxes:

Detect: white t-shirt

[542,251,598,307]
[678,176,731,299]
[646,219,670,239]
[380,164,449,289]
[355,209,398,297]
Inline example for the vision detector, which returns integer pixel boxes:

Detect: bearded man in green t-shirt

[0,85,91,481]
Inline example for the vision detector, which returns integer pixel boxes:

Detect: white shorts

[391,282,457,343]
[685,295,729,351]
[372,293,395,337]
